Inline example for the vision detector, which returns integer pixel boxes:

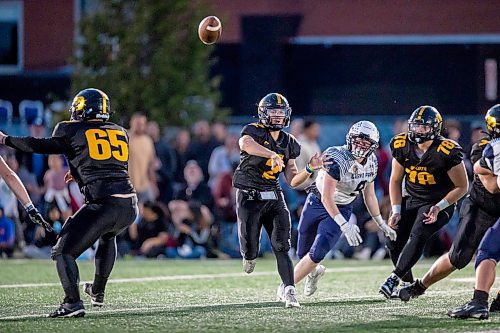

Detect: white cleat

[243,258,256,274]
[276,283,285,302]
[284,286,301,308]
[304,264,326,296]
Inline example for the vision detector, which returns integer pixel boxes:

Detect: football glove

[26,205,53,232]
[340,223,362,247]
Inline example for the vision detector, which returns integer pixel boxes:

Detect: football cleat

[242,258,256,274]
[398,280,425,302]
[83,282,105,307]
[447,301,489,320]
[283,286,300,308]
[276,283,285,302]
[490,295,500,312]
[304,265,326,296]
[379,273,400,299]
[47,301,85,318]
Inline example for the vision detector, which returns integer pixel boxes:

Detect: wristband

[435,199,450,211]
[24,202,34,212]
[372,215,384,226]
[305,163,315,174]
[391,205,401,214]
[333,213,347,227]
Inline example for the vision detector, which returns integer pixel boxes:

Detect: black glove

[26,206,53,232]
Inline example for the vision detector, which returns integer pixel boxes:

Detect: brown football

[198,16,222,45]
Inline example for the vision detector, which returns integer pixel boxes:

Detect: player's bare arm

[388,158,405,229]
[286,152,332,188]
[423,162,468,224]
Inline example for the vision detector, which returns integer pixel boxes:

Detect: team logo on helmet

[257,93,291,130]
[407,105,442,143]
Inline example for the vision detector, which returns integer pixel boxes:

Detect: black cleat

[399,280,425,302]
[47,301,85,318]
[379,274,400,299]
[83,283,105,307]
[447,301,489,320]
[490,296,500,313]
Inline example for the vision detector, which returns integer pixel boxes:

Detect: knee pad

[449,247,474,270]
[309,234,331,263]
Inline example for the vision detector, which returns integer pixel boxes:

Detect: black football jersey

[52,121,135,201]
[233,123,301,191]
[390,133,463,205]
[469,138,500,216]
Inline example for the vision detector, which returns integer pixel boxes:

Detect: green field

[0,258,499,332]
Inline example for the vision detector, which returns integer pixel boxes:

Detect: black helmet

[257,93,291,130]
[485,104,500,138]
[70,88,110,121]
[407,105,442,143]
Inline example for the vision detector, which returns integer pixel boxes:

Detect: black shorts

[52,195,138,258]
[448,196,499,269]
[236,189,291,260]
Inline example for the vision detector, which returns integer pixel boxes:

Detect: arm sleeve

[445,144,464,170]
[5,136,68,154]
[289,135,301,159]
[389,135,406,165]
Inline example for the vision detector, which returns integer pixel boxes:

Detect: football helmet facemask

[70,88,110,121]
[257,93,291,130]
[346,121,380,159]
[407,105,442,143]
[485,104,500,138]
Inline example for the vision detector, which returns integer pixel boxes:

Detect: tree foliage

[72,0,226,126]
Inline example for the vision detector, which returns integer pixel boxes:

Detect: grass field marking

[0,264,396,289]
[0,288,479,321]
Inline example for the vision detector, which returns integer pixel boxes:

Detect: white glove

[373,215,397,241]
[340,223,363,247]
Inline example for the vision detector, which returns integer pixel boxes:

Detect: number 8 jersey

[315,146,378,205]
[233,123,301,191]
[52,120,135,201]
[390,132,463,204]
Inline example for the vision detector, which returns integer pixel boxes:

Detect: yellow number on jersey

[405,168,436,185]
[85,129,129,161]
[437,140,456,155]
[262,154,284,180]
[393,134,407,149]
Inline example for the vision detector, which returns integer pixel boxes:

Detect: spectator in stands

[129,113,158,203]
[443,119,462,143]
[186,120,220,181]
[208,133,239,188]
[375,140,391,196]
[295,119,321,190]
[173,129,191,184]
[44,155,71,220]
[211,120,227,145]
[169,200,217,258]
[174,160,213,209]
[0,206,15,258]
[146,121,176,203]
[128,201,169,258]
[289,118,304,139]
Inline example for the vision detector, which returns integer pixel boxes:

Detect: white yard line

[0,265,395,289]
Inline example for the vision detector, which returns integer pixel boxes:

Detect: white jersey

[316,145,378,205]
[484,138,500,176]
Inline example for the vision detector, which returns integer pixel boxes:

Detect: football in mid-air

[198,16,222,45]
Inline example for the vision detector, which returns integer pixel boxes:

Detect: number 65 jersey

[390,132,463,205]
[233,123,301,191]
[52,121,135,201]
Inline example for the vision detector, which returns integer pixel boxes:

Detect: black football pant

[448,197,499,269]
[51,196,138,304]
[386,197,455,281]
[236,189,294,286]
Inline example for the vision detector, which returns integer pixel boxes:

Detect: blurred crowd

[0,113,484,261]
